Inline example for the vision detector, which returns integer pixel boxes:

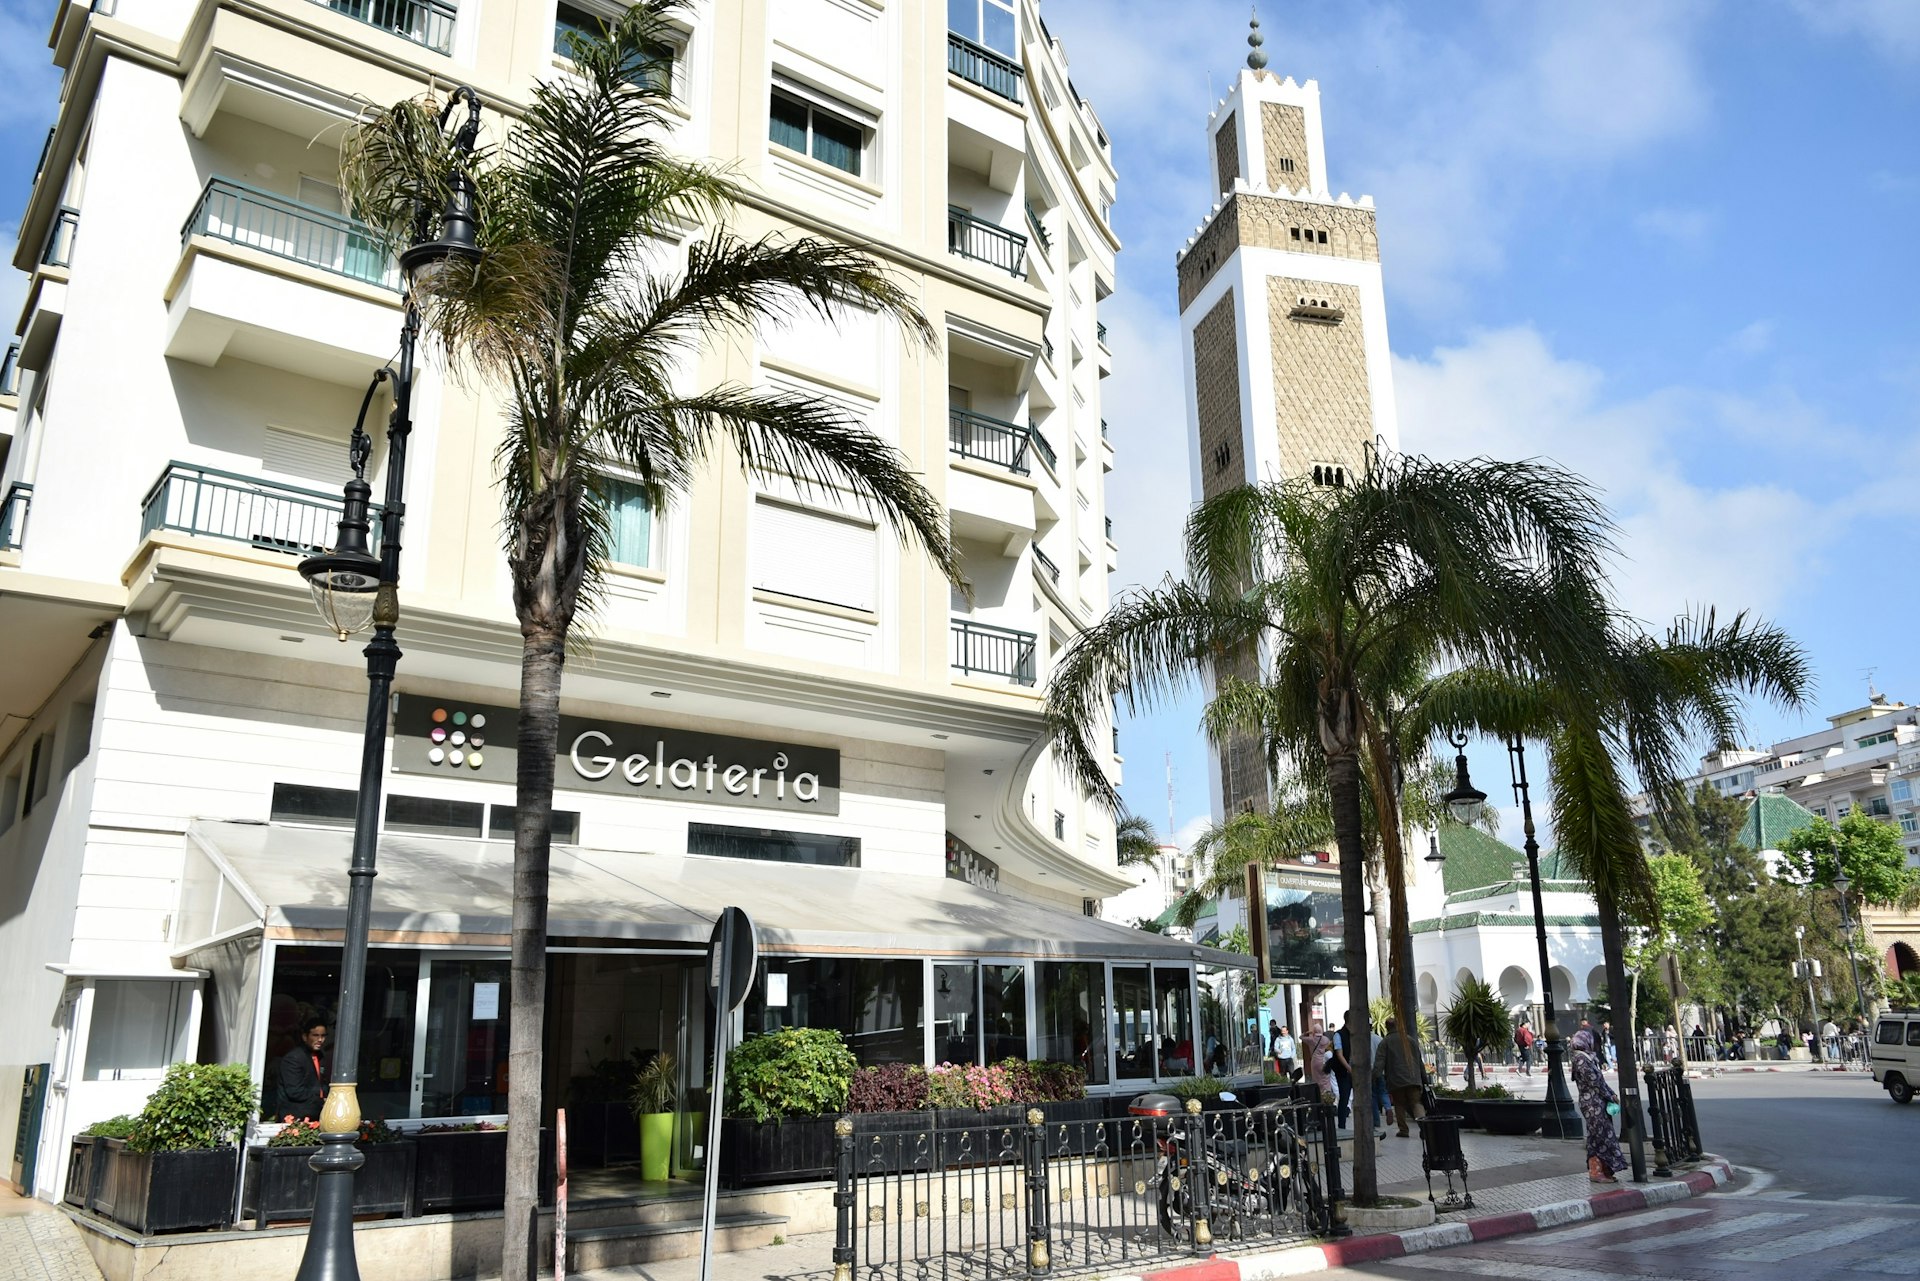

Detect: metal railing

[947,33,1023,103]
[1104,516,1113,540]
[1028,423,1058,472]
[832,1101,1336,1281]
[1032,544,1060,583]
[43,206,78,269]
[312,0,456,54]
[1043,336,1055,366]
[950,408,1032,475]
[140,462,379,558]
[1642,1065,1703,1176]
[1025,202,1052,255]
[1100,418,1108,439]
[951,618,1037,686]
[32,127,54,186]
[184,178,400,290]
[2,342,20,398]
[0,483,31,552]
[948,207,1028,277]
[1096,322,1108,347]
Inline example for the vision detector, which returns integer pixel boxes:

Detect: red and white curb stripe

[1109,1159,1734,1281]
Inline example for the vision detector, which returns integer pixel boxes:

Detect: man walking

[1378,1017,1426,1138]
[1270,1023,1298,1081]
[1515,1020,1536,1075]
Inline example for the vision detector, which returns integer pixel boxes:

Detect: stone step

[565,1211,788,1271]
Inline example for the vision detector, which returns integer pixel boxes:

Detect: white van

[1869,1011,1919,1104]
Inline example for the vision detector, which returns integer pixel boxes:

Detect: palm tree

[1045,450,1616,1202]
[1114,813,1164,869]
[342,7,962,1273]
[1418,609,1807,1173]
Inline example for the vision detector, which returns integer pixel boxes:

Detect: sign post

[699,907,758,1281]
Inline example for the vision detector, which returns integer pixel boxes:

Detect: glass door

[1112,964,1155,1081]
[933,962,980,1065]
[1153,967,1196,1079]
[416,956,511,1117]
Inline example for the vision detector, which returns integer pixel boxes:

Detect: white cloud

[1633,205,1717,245]
[1789,0,1920,63]
[1716,319,1775,357]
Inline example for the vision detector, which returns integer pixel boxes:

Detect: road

[1325,1067,1920,1280]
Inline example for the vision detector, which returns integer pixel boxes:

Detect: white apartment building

[0,0,1254,1204]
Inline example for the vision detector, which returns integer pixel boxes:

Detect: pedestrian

[1304,1023,1334,1100]
[1378,1017,1426,1138]
[1331,1019,1356,1130]
[1569,1028,1628,1183]
[1271,1023,1298,1082]
[276,1017,330,1121]
[1775,1028,1791,1061]
[1514,1020,1536,1075]
[1821,1018,1839,1061]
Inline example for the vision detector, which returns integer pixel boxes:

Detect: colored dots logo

[425,707,490,769]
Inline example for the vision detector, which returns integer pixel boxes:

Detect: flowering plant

[266,1116,401,1147]
[925,1062,1017,1111]
[416,1120,505,1134]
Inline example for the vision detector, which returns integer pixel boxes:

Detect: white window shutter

[263,426,348,485]
[753,498,876,612]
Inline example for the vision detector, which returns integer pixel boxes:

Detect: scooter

[1128,1090,1324,1237]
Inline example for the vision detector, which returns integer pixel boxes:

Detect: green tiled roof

[1739,793,1818,851]
[1435,824,1573,892]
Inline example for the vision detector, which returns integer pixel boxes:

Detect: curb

[1120,1159,1735,1281]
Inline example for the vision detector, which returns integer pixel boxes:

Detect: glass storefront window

[1153,966,1195,1078]
[1112,964,1154,1080]
[420,957,511,1117]
[1198,963,1256,1078]
[744,957,925,1064]
[933,962,979,1065]
[1035,962,1108,1086]
[264,946,419,1123]
[981,963,1028,1062]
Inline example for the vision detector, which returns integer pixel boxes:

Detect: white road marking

[1386,1256,1701,1281]
[1713,1217,1906,1261]
[1841,1195,1907,1205]
[1607,1209,1807,1253]
[1534,1206,1706,1243]
[1857,1250,1920,1277]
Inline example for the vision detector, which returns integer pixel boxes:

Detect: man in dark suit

[277,1018,330,1120]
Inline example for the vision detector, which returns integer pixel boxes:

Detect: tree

[344,9,961,1273]
[1114,813,1163,869]
[1044,450,1619,1203]
[1630,854,1714,1070]
[1778,813,1919,908]
[1442,978,1511,1091]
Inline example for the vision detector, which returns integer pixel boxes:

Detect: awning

[180,820,1250,966]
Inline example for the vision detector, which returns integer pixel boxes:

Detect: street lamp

[293,85,484,1281]
[1441,733,1487,824]
[1835,870,1872,1056]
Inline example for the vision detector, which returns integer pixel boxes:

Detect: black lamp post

[1835,870,1871,1056]
[1441,734,1581,1139]
[293,86,482,1281]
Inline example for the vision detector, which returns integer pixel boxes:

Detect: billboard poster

[1262,869,1346,982]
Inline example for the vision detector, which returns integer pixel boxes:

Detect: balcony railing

[947,33,1023,104]
[1027,422,1057,471]
[949,408,1031,475]
[2,342,20,398]
[1024,201,1052,255]
[42,206,78,269]
[313,0,456,54]
[141,462,381,558]
[1104,516,1113,540]
[951,618,1037,686]
[947,207,1027,277]
[185,178,400,291]
[1096,321,1108,347]
[1032,543,1059,583]
[0,483,31,552]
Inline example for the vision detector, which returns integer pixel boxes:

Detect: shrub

[727,1028,856,1123]
[1465,1083,1511,1100]
[417,1120,504,1133]
[1441,979,1512,1092]
[1028,1060,1087,1102]
[925,1063,1015,1110]
[1165,1075,1228,1100]
[848,1063,927,1113]
[129,1063,257,1153]
[82,1115,140,1140]
[267,1116,402,1147]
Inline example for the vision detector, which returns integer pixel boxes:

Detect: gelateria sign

[393,695,840,814]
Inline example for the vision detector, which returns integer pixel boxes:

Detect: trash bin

[1416,1113,1471,1210]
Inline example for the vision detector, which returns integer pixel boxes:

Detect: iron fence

[950,618,1037,686]
[1641,1065,1703,1177]
[948,208,1028,277]
[950,408,1032,474]
[140,462,380,558]
[184,178,399,290]
[948,34,1023,104]
[834,1101,1337,1281]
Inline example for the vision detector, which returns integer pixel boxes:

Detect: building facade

[0,0,1254,1202]
[1173,21,1402,1038]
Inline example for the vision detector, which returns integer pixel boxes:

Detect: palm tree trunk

[1362,731,1420,1067]
[1325,747,1377,1204]
[1597,888,1647,1182]
[501,626,565,1281]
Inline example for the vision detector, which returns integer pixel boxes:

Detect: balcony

[1,342,19,399]
[1032,543,1060,583]
[1096,321,1108,348]
[951,618,1036,686]
[311,0,456,55]
[1027,422,1057,472]
[948,33,1023,104]
[1025,202,1052,256]
[947,208,1027,277]
[0,482,30,551]
[184,179,398,291]
[42,206,78,269]
[949,408,1033,476]
[140,462,379,558]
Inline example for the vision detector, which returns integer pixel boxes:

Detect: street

[1325,1068,1920,1280]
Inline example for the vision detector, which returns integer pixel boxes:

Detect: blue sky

[1044,0,1920,847]
[1,0,1915,848]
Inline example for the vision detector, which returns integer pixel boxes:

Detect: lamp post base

[1539,1039,1584,1140]
[294,1130,366,1281]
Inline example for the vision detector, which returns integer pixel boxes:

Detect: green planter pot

[639,1112,673,1182]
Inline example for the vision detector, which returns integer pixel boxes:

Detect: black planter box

[242,1141,417,1227]
[1037,1098,1105,1126]
[92,1140,238,1234]
[411,1128,553,1213]
[1470,1100,1543,1136]
[64,1137,98,1210]
[720,1116,836,1188]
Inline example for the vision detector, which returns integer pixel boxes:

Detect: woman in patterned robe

[1570,1028,1628,1181]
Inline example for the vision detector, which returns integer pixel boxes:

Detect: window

[1112,964,1154,1080]
[1836,802,1853,818]
[553,3,675,91]
[24,733,54,815]
[770,89,866,177]
[1910,1022,1920,1048]
[0,767,19,834]
[688,822,860,867]
[1859,730,1896,748]
[745,957,924,1065]
[1036,962,1108,1085]
[934,962,980,1063]
[949,0,1015,56]
[488,806,580,843]
[272,783,358,827]
[1211,442,1233,474]
[752,497,877,612]
[384,794,485,837]
[1867,796,1892,817]
[604,477,652,568]
[982,962,1028,1060]
[1311,463,1345,487]
[1899,814,1917,835]
[1893,778,1912,803]
[1875,1020,1904,1046]
[1276,156,1295,173]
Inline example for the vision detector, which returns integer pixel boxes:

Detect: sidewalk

[569,1129,1726,1281]
[0,1186,103,1281]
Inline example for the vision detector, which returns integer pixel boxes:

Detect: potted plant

[93,1063,255,1233]
[66,1115,138,1210]
[629,1051,678,1183]
[1462,1081,1544,1135]
[242,1116,416,1227]
[1442,979,1513,1095]
[720,1028,856,1187]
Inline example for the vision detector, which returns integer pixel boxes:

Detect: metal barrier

[43,206,78,268]
[1,342,20,398]
[1641,1066,1703,1177]
[950,618,1038,686]
[949,408,1033,474]
[947,34,1023,104]
[947,207,1028,277]
[0,482,31,551]
[833,1101,1336,1280]
[184,178,399,290]
[313,0,456,54]
[140,462,381,557]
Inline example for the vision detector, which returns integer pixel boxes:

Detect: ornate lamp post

[1441,734,1582,1138]
[293,86,483,1281]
